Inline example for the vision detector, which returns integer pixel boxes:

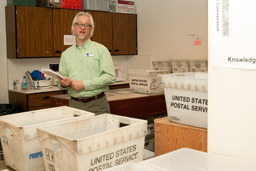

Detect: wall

[0,0,8,103]
[131,0,208,65]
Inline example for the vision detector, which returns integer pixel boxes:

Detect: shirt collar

[76,39,92,49]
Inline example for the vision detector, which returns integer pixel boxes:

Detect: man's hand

[57,76,73,88]
[71,80,85,91]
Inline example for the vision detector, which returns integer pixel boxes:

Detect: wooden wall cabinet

[6,5,53,58]
[6,5,137,58]
[112,13,137,55]
[89,11,113,53]
[90,11,137,55]
[6,5,81,58]
[52,8,81,56]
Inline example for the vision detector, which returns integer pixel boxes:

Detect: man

[57,12,116,115]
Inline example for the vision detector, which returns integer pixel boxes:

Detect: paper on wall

[209,0,256,70]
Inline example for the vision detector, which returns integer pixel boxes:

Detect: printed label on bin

[169,93,208,113]
[88,144,140,171]
[29,151,43,160]
[130,78,149,87]
[45,148,55,162]
[165,89,208,127]
[48,163,55,171]
[51,139,62,151]
[150,81,158,90]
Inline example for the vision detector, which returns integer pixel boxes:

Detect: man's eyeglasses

[75,23,92,29]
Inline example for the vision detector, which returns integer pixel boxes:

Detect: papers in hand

[41,68,64,79]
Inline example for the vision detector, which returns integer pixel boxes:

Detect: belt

[71,92,105,103]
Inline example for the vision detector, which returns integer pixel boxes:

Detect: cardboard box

[8,0,36,6]
[109,0,135,14]
[36,0,62,8]
[37,0,82,9]
[62,0,82,10]
[83,0,109,11]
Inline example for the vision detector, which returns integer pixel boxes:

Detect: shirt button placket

[81,50,84,72]
[80,51,83,63]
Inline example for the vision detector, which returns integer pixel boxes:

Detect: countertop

[9,86,62,94]
[9,80,130,94]
[51,88,164,102]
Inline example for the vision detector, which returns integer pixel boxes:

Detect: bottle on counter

[22,76,28,90]
[13,80,17,89]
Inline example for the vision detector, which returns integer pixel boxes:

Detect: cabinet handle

[108,49,112,52]
[114,49,119,52]
[42,96,50,99]
[55,50,61,53]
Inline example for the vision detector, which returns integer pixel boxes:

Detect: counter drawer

[28,91,63,111]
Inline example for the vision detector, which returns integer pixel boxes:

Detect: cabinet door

[28,91,64,111]
[16,6,53,58]
[52,8,81,57]
[9,91,28,112]
[89,11,113,53]
[113,13,137,55]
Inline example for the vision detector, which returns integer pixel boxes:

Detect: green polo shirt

[58,39,116,98]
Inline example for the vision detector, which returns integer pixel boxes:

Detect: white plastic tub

[0,106,94,171]
[162,72,208,128]
[128,70,168,94]
[170,60,190,73]
[37,114,147,171]
[141,148,256,171]
[188,60,208,72]
[152,60,171,73]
